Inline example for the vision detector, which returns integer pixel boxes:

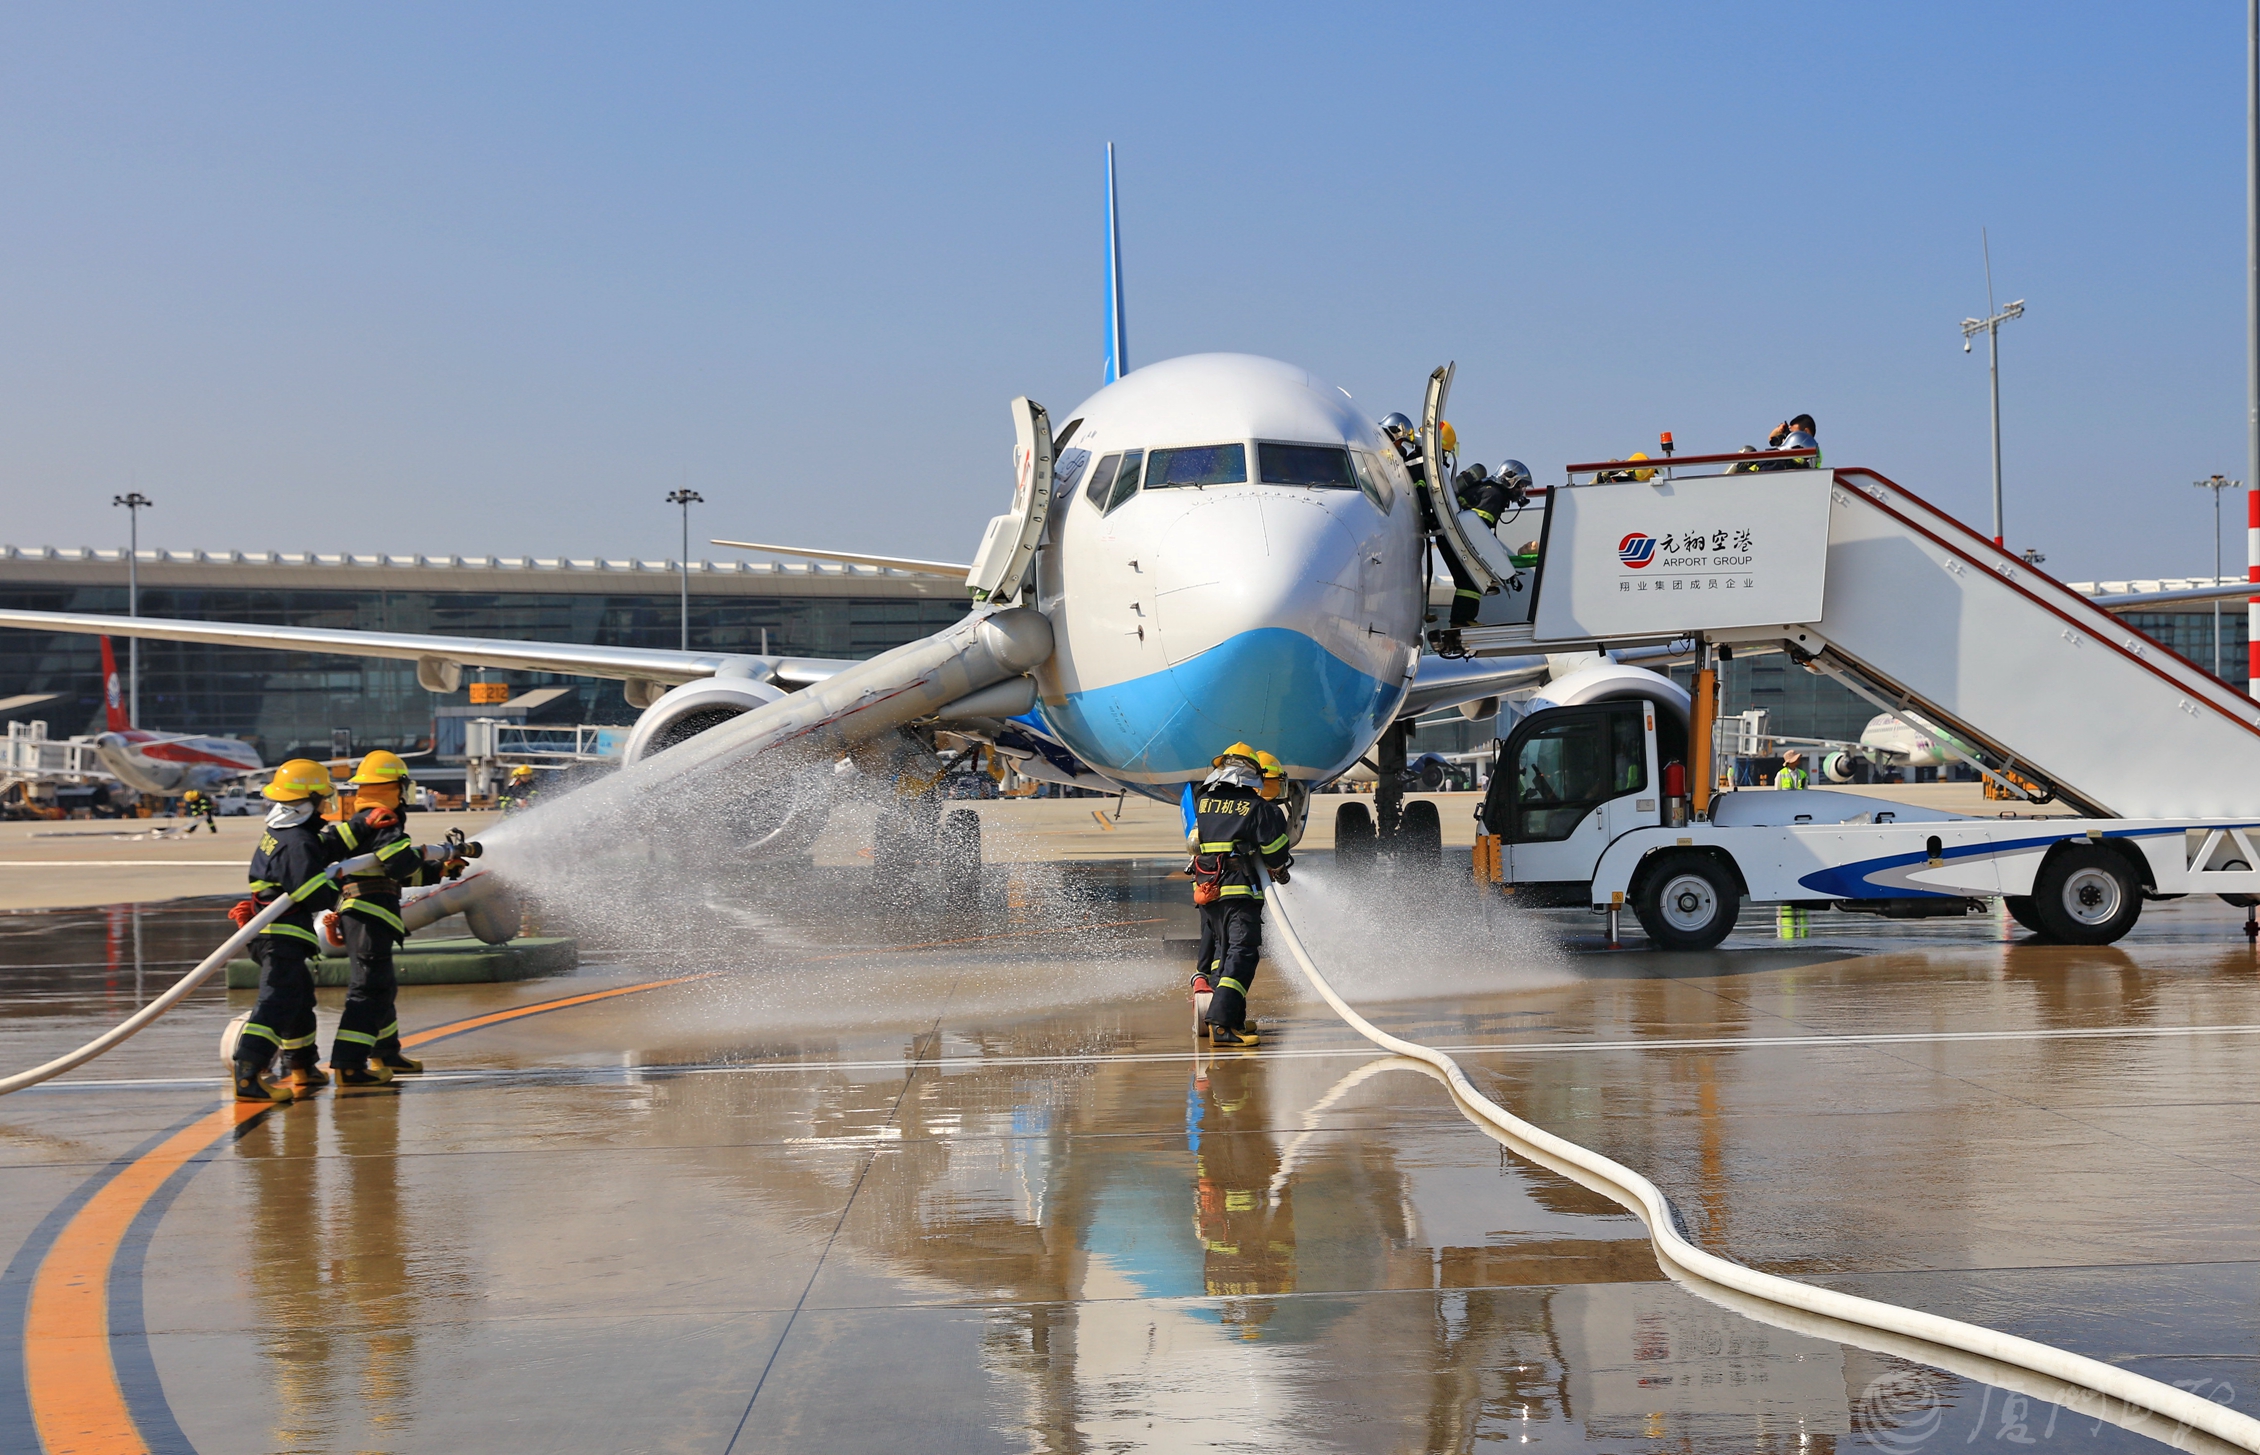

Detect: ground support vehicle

[1465,455,2260,947]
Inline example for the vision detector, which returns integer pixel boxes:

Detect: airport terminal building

[0,545,970,762]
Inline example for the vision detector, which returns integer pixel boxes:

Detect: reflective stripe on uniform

[1473,509,1497,525]
[1217,977,1248,994]
[343,899,406,933]
[1196,842,1240,853]
[1260,835,1289,855]
[288,873,332,902]
[1454,588,1482,600]
[377,838,416,861]
[261,923,319,945]
[247,879,279,893]
[1218,884,1264,899]
[278,1031,318,1051]
[334,821,360,850]
[333,1027,378,1047]
[237,1021,281,1047]
[376,1022,399,1041]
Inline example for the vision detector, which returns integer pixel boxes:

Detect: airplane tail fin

[99,636,128,731]
[1104,142,1127,385]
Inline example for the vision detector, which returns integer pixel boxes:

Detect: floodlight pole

[111,491,152,728]
[1960,233,2024,549]
[2197,475,2243,678]
[665,488,703,651]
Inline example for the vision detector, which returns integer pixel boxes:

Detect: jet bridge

[1477,454,2260,821]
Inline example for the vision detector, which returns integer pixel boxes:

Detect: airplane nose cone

[1140,491,1408,773]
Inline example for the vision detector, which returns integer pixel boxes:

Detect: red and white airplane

[90,636,265,796]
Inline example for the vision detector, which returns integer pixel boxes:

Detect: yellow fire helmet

[350,749,412,786]
[1629,450,1655,482]
[1254,750,1286,779]
[509,765,536,780]
[1211,741,1262,769]
[263,758,338,802]
[1436,420,1458,454]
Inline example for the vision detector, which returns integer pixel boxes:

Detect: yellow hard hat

[509,765,535,780]
[263,759,337,802]
[1629,450,1654,482]
[1212,741,1261,768]
[350,749,412,785]
[1436,420,1458,454]
[1254,750,1286,779]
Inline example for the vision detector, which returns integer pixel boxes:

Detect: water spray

[1258,872,2260,1453]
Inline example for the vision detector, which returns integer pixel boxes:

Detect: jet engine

[619,672,789,763]
[1823,750,1859,783]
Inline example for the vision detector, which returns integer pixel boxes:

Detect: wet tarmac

[1,856,2255,1453]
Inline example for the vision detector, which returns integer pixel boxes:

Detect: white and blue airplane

[0,146,1578,842]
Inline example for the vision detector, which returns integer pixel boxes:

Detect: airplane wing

[711,539,970,578]
[0,609,859,689]
[1397,655,1554,718]
[2087,581,2260,611]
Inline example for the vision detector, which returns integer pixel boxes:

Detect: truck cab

[1476,698,1686,902]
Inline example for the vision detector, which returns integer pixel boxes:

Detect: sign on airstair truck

[1472,453,2260,949]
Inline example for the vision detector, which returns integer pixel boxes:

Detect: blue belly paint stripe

[1049,627,1401,776]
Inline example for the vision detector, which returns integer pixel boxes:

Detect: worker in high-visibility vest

[1185,743,1293,1048]
[320,751,433,1086]
[1774,750,1809,790]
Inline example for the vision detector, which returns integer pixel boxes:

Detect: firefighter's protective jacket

[248,820,339,947]
[1453,468,1515,528]
[321,808,429,936]
[1190,781,1293,901]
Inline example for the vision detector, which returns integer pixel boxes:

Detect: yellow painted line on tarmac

[19,971,714,1452]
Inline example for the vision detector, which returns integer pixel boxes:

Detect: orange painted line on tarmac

[398,972,717,1048]
[19,972,711,1451]
[24,1101,267,1455]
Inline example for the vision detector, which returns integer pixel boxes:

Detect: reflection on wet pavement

[0,861,2255,1451]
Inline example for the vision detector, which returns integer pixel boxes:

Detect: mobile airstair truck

[1465,452,2260,948]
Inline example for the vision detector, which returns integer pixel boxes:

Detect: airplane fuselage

[1030,354,1426,791]
[93,730,264,795]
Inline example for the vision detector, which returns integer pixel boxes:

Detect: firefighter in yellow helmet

[318,750,431,1085]
[229,759,339,1102]
[1184,742,1292,1047]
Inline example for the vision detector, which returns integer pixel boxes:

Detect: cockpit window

[1143,443,1247,489]
[1348,450,1393,512]
[1081,453,1120,510]
[1258,442,1357,489]
[1106,450,1144,512]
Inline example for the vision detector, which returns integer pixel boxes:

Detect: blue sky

[1,3,2252,583]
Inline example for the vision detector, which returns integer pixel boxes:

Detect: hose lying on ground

[1260,876,2260,1454]
[0,847,404,1098]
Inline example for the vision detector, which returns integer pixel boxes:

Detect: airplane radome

[1034,353,1425,787]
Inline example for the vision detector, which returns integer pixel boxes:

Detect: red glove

[362,806,401,829]
[227,899,259,928]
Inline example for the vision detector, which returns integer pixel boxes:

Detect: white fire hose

[1260,874,2260,1453]
[0,845,489,1098]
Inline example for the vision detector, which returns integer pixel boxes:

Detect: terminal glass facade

[0,580,968,763]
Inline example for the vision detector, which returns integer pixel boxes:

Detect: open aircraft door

[1419,364,1518,590]
[966,398,1056,605]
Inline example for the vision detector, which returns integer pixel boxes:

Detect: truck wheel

[1335,802,1374,866]
[1637,851,1740,950]
[1397,800,1442,861]
[2002,895,2048,936]
[2030,845,2141,945]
